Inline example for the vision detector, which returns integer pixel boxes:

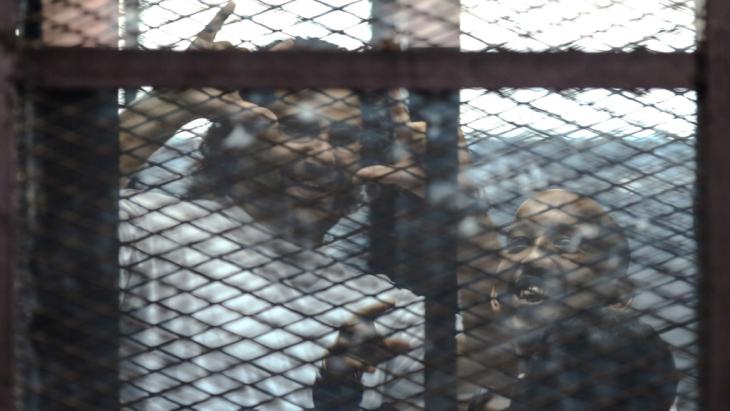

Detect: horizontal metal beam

[15,48,696,89]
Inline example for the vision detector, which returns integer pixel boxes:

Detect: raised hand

[326,300,412,374]
[119,1,277,181]
[313,300,411,410]
[174,2,269,120]
[353,88,473,197]
[189,1,238,51]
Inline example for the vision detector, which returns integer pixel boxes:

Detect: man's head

[497,189,632,350]
[196,38,370,245]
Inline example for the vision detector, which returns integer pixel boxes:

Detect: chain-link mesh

[20,0,698,50]
[15,0,698,410]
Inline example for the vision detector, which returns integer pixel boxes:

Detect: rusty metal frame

[1,0,728,409]
[0,0,18,408]
[0,58,16,411]
[14,48,695,89]
[698,0,730,409]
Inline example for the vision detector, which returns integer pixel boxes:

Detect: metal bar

[399,2,461,407]
[0,0,18,47]
[365,0,396,281]
[19,1,121,409]
[122,0,140,104]
[0,47,17,411]
[360,89,398,278]
[412,90,461,410]
[698,0,730,409]
[15,48,696,89]
[0,3,19,409]
[122,0,140,50]
[24,90,120,411]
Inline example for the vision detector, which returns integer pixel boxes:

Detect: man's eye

[506,237,530,254]
[554,236,582,253]
[328,123,361,147]
[279,118,322,139]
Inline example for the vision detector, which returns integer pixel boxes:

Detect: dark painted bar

[697,0,730,409]
[16,0,121,408]
[0,0,18,407]
[0,48,17,411]
[22,90,120,411]
[0,0,18,46]
[411,90,461,410]
[15,48,696,90]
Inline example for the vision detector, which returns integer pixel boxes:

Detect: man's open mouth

[513,278,548,304]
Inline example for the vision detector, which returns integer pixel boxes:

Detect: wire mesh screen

[14,0,698,410]
[20,0,698,50]
[461,88,697,411]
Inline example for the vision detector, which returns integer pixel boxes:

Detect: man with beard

[118,4,675,410]
[118,3,501,410]
[466,189,678,411]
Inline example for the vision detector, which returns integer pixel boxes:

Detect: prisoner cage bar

[21,90,120,411]
[0,0,729,410]
[0,1,17,408]
[0,43,17,411]
[697,0,730,409]
[14,48,696,89]
[121,0,140,105]
[12,1,121,410]
[415,90,461,410]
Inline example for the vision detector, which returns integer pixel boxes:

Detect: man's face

[496,189,628,351]
[261,88,364,238]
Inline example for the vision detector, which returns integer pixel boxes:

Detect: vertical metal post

[361,89,398,277]
[0,50,17,411]
[405,0,461,407]
[0,0,18,46]
[411,90,461,410]
[366,0,400,278]
[24,90,120,411]
[20,1,120,410]
[122,0,140,104]
[698,0,730,409]
[0,76,16,411]
[0,2,19,409]
[369,0,463,404]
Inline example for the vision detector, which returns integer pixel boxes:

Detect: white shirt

[119,189,425,410]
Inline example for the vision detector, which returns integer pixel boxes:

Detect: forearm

[119,88,276,188]
[119,90,201,186]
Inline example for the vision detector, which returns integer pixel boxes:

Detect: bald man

[498,189,632,338]
[465,189,677,411]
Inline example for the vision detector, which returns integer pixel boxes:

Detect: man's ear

[610,277,635,309]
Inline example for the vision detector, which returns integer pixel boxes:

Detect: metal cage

[1,0,728,410]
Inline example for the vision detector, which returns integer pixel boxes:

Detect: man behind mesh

[466,190,679,411]
[118,3,676,410]
[117,3,503,409]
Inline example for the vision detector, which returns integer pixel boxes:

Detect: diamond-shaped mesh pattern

[21,0,698,50]
[15,0,698,410]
